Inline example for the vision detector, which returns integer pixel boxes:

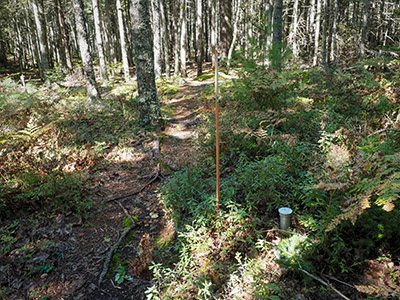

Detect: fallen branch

[98,201,138,285]
[321,274,355,289]
[98,224,136,285]
[298,264,351,300]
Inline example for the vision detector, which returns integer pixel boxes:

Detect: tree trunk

[227,0,241,71]
[172,0,180,76]
[332,0,338,67]
[92,0,108,82]
[72,0,100,102]
[313,0,321,66]
[290,0,299,61]
[196,0,203,76]
[0,30,8,67]
[160,0,170,78]
[130,0,161,128]
[210,0,217,66]
[117,0,130,81]
[151,0,162,79]
[360,0,370,59]
[219,0,232,59]
[31,0,50,87]
[264,0,273,66]
[180,0,187,77]
[272,0,283,70]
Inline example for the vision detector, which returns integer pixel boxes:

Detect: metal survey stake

[215,50,220,219]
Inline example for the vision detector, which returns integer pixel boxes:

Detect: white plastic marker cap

[278,207,293,215]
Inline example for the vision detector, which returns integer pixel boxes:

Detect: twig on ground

[321,274,355,289]
[298,264,351,300]
[115,200,136,224]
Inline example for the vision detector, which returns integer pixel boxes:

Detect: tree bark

[360,0,370,59]
[195,0,203,76]
[72,0,100,102]
[172,0,180,76]
[290,0,299,61]
[151,0,162,79]
[227,0,241,71]
[117,0,130,81]
[0,29,8,67]
[332,0,338,67]
[130,0,161,128]
[92,0,108,82]
[313,0,321,66]
[219,0,232,59]
[272,0,283,70]
[160,0,170,78]
[180,0,187,76]
[31,0,50,87]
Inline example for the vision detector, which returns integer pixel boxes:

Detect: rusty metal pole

[215,50,220,219]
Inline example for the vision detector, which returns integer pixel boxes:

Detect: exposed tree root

[98,201,137,285]
[105,163,162,203]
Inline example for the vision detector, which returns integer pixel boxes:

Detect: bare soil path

[2,78,213,300]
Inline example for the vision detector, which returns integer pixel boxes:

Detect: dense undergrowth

[149,59,400,299]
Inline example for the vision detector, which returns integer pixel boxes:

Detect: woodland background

[1,0,400,299]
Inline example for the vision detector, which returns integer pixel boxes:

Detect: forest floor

[0,70,214,300]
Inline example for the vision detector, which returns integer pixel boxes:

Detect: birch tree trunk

[195,0,203,76]
[227,0,241,71]
[180,0,187,76]
[172,0,180,76]
[116,0,130,81]
[72,0,100,102]
[151,0,162,79]
[264,0,273,66]
[332,0,338,67]
[290,0,299,60]
[92,0,108,82]
[210,0,217,67]
[130,0,161,128]
[31,0,50,87]
[313,0,321,66]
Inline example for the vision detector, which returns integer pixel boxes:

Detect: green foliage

[0,171,92,220]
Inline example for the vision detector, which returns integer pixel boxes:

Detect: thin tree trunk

[160,0,170,78]
[72,0,100,102]
[332,0,338,67]
[290,0,299,61]
[172,0,180,76]
[264,0,273,66]
[210,0,217,66]
[313,0,321,66]
[227,0,241,71]
[360,0,370,59]
[180,0,187,77]
[117,0,130,81]
[130,0,161,128]
[272,0,283,70]
[196,0,203,76]
[151,0,162,79]
[31,0,50,87]
[92,0,108,82]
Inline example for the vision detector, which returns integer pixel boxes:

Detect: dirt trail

[3,79,213,300]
